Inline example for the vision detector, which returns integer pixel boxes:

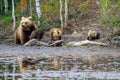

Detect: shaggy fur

[14,16,38,45]
[30,29,44,40]
[50,28,62,42]
[87,30,100,40]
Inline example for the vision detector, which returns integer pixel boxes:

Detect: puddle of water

[0,57,120,79]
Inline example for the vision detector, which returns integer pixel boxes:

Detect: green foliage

[0,0,5,15]
[39,17,53,30]
[0,0,90,31]
[0,14,12,26]
[99,0,120,27]
[38,0,60,30]
[99,0,111,17]
[38,15,60,30]
[68,0,89,20]
[110,17,120,26]
[100,17,120,27]
[79,1,89,11]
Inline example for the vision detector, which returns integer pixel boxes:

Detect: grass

[100,17,120,27]
[0,14,12,26]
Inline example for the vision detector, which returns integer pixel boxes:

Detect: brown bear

[87,30,100,40]
[14,16,38,45]
[50,28,62,42]
[30,29,44,41]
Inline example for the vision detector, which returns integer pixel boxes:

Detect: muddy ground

[0,41,120,57]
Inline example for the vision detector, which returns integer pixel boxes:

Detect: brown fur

[87,30,100,40]
[50,28,62,42]
[30,29,44,40]
[14,16,38,45]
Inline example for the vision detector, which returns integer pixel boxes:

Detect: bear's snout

[21,25,25,28]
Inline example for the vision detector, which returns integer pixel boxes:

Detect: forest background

[0,0,120,42]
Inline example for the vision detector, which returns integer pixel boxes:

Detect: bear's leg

[96,33,100,39]
[58,36,61,40]
[20,36,30,45]
[14,36,20,44]
[87,37,90,40]
[37,32,44,40]
[20,36,26,45]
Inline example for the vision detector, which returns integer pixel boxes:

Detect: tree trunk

[4,0,8,14]
[29,0,32,16]
[64,0,68,27]
[12,0,16,31]
[59,0,64,30]
[35,0,41,25]
[0,0,2,14]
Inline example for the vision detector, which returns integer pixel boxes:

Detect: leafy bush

[98,0,120,27]
[0,14,12,26]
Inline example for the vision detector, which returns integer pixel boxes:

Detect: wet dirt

[0,42,120,57]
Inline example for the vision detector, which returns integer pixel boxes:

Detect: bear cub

[50,28,62,42]
[30,29,44,41]
[87,30,100,40]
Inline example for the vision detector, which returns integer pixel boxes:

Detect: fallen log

[49,40,64,47]
[24,39,108,47]
[24,39,49,46]
[24,39,64,47]
[67,40,109,47]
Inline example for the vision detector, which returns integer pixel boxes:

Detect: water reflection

[0,57,120,79]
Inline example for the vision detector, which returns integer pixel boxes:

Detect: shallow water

[0,56,120,79]
[0,43,120,79]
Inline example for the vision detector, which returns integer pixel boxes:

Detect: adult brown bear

[14,16,38,45]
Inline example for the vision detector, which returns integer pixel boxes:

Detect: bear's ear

[28,16,32,20]
[21,17,25,20]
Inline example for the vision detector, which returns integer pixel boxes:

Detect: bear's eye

[21,22,23,24]
[57,31,59,34]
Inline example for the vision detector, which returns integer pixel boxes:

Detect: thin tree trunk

[59,0,64,30]
[12,0,16,31]
[4,0,8,14]
[64,0,68,27]
[0,0,2,14]
[35,0,41,25]
[29,0,32,16]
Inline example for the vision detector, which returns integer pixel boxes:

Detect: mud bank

[0,43,120,57]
